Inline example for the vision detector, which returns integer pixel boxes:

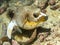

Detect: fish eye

[33,13,39,18]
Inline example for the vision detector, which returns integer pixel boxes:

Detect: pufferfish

[7,5,47,44]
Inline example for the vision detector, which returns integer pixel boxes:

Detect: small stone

[48,0,56,5]
[41,9,47,13]
[12,40,19,45]
[3,42,11,45]
[50,5,59,10]
[38,0,48,9]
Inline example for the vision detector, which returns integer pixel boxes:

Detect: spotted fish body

[6,0,48,44]
[12,6,47,30]
[7,6,47,39]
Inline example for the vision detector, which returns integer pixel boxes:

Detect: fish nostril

[33,13,39,18]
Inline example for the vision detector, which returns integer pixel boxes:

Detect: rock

[3,42,11,45]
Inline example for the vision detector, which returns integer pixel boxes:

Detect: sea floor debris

[0,0,60,45]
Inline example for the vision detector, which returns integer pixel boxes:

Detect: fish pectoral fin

[17,27,22,34]
[7,29,12,39]
[7,20,17,39]
[13,26,22,34]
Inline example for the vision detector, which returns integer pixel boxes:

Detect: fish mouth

[34,12,48,22]
[37,12,48,21]
[23,12,48,30]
